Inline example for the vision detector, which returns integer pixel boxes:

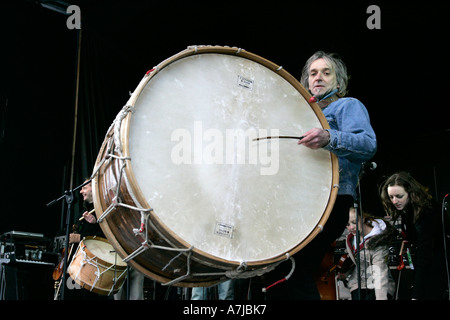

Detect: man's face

[308,58,339,99]
[80,182,93,204]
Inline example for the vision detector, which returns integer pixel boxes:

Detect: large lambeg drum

[91,45,339,287]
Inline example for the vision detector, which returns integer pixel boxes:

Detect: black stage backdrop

[0,1,449,239]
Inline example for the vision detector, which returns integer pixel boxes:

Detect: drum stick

[253,136,304,141]
[79,208,95,221]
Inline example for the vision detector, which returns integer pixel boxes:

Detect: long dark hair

[379,171,433,223]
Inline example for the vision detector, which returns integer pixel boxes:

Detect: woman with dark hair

[379,172,449,300]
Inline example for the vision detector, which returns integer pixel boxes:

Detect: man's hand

[297,128,330,149]
[82,211,97,224]
[69,233,81,244]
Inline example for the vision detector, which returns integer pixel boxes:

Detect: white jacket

[345,219,396,299]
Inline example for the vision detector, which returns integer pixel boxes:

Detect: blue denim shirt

[322,97,377,198]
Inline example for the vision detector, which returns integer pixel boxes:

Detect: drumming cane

[79,208,96,221]
[253,136,304,141]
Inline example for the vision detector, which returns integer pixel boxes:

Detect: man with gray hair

[264,51,377,299]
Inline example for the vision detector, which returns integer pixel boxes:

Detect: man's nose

[314,72,323,81]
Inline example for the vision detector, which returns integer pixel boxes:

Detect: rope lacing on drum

[95,152,152,224]
[225,253,293,280]
[160,253,291,287]
[122,228,194,265]
[162,253,294,287]
[122,241,197,287]
[72,242,127,296]
[114,105,134,156]
[91,102,153,227]
[91,102,201,278]
[90,104,134,181]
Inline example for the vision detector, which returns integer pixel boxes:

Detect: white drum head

[125,49,335,264]
[84,238,127,266]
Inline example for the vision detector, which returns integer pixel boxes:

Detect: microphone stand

[47,179,91,300]
[353,199,362,300]
[353,162,372,300]
[442,195,450,300]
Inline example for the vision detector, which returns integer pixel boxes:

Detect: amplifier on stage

[1,231,57,300]
[0,231,56,265]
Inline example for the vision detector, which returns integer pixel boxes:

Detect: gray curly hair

[300,51,349,97]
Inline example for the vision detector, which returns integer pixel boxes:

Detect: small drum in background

[91,45,339,287]
[68,236,127,295]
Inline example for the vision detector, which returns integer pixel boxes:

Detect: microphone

[362,162,377,171]
[309,96,317,103]
[309,88,339,104]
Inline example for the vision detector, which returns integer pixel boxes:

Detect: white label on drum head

[214,222,234,239]
[237,75,253,90]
